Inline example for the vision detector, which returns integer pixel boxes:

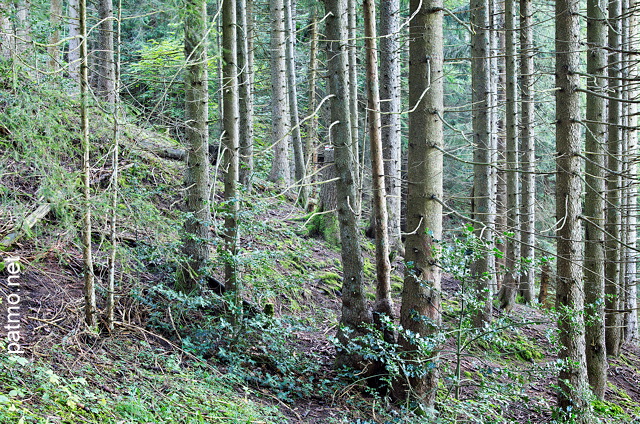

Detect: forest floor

[2,86,640,423]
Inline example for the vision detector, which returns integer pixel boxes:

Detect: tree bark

[48,0,62,71]
[80,0,97,328]
[347,0,360,211]
[223,0,240,317]
[325,0,373,368]
[179,0,211,293]
[380,0,402,256]
[98,0,115,103]
[238,0,254,189]
[584,0,608,398]
[306,12,319,191]
[555,0,590,415]
[363,0,392,323]
[393,0,443,405]
[284,0,308,206]
[605,0,623,357]
[623,0,638,344]
[68,0,81,81]
[471,0,496,326]
[518,0,535,303]
[497,0,519,312]
[268,0,291,187]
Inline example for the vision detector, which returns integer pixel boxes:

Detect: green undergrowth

[0,340,283,423]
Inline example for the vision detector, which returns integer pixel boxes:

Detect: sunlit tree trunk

[471,0,495,325]
[238,0,254,189]
[380,0,402,255]
[223,0,240,317]
[179,0,211,293]
[97,0,115,102]
[583,0,608,398]
[68,0,81,81]
[555,0,590,415]
[107,1,122,330]
[325,0,373,368]
[393,0,443,404]
[605,0,623,357]
[623,0,638,344]
[269,0,291,187]
[80,0,96,327]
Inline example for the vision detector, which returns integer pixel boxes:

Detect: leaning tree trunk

[555,0,590,416]
[583,0,608,398]
[268,0,291,187]
[392,0,443,406]
[497,0,519,312]
[518,0,535,302]
[179,0,211,293]
[238,0,254,189]
[605,0,623,357]
[325,0,373,368]
[80,0,97,328]
[363,0,392,323]
[470,0,496,326]
[380,0,402,256]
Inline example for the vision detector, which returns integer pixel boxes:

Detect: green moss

[318,272,342,293]
[363,258,375,279]
[305,211,340,246]
[591,400,626,418]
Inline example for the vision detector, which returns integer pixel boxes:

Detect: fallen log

[0,203,51,251]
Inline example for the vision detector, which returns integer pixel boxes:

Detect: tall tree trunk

[363,0,392,323]
[107,0,122,330]
[284,0,308,206]
[555,0,590,415]
[306,12,319,191]
[68,0,81,81]
[98,0,115,102]
[380,0,402,256]
[80,0,96,328]
[605,0,623,357]
[518,0,535,302]
[347,0,360,211]
[325,0,373,368]
[238,0,254,189]
[471,0,496,326]
[492,0,506,290]
[223,0,240,316]
[623,0,638,344]
[179,0,211,292]
[48,0,62,71]
[393,0,443,404]
[269,0,291,187]
[583,0,608,398]
[497,0,519,311]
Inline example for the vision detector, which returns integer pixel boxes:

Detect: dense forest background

[0,0,639,421]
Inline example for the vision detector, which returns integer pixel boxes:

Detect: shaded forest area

[0,0,639,421]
